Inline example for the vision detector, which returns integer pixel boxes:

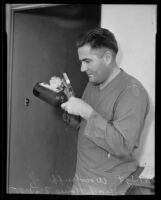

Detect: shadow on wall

[134,96,154,165]
[116,42,123,66]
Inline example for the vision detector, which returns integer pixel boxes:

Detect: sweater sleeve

[83,85,150,158]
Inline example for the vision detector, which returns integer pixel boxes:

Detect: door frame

[6,3,65,193]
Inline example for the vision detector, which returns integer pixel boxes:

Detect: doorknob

[25,98,30,106]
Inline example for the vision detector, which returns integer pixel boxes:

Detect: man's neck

[99,66,121,90]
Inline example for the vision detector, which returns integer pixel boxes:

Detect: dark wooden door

[8,5,101,194]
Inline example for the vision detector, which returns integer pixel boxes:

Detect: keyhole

[25,98,30,106]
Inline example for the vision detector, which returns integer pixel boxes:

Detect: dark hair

[76,28,118,54]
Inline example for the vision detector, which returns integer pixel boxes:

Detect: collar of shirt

[99,68,122,91]
[99,77,111,91]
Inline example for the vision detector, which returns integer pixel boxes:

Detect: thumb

[61,102,67,109]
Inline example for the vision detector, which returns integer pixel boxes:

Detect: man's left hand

[61,97,94,120]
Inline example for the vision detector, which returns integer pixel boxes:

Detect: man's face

[78,44,111,84]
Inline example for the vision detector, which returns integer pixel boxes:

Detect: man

[61,28,150,195]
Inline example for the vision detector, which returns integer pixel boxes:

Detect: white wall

[101,5,156,168]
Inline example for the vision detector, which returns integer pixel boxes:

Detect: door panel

[8,5,100,193]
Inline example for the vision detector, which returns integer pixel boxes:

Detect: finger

[61,103,66,109]
[68,96,74,101]
[69,96,74,100]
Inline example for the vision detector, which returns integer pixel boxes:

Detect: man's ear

[103,50,112,65]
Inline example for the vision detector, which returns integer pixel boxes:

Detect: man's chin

[90,80,100,86]
[88,76,100,85]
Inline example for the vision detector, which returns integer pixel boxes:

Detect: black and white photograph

[4,3,155,196]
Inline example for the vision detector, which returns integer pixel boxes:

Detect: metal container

[33,82,67,107]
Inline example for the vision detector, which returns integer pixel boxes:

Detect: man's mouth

[87,74,93,78]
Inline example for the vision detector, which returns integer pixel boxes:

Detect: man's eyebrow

[80,58,92,61]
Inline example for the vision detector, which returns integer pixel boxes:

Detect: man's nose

[81,62,87,72]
